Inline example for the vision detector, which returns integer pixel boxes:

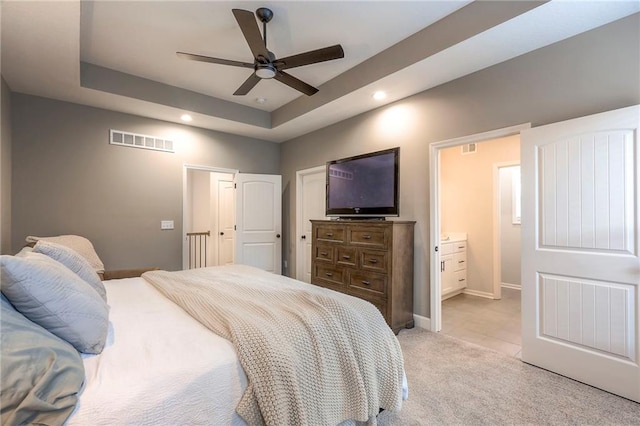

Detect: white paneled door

[521,105,640,402]
[235,174,282,274]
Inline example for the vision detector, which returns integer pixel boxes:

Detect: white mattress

[68,277,248,425]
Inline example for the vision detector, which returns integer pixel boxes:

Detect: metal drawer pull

[369,259,378,264]
[458,245,465,249]
[342,255,351,259]
[458,260,465,263]
[458,278,465,282]
[326,272,333,277]
[361,280,371,285]
[320,252,328,256]
[326,232,334,237]
[363,235,372,239]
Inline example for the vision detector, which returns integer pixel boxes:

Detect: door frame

[492,161,521,300]
[429,123,530,332]
[295,165,326,281]
[182,164,238,270]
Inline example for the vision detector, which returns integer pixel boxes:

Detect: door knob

[301,235,306,239]
[220,232,224,236]
[276,234,281,238]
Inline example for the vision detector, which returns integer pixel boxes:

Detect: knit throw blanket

[142,265,404,426]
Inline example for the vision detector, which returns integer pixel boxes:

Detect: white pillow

[0,253,109,354]
[33,240,107,301]
[25,235,105,274]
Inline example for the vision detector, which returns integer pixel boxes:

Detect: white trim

[295,165,326,280]
[492,161,520,301]
[413,314,432,331]
[184,164,238,174]
[182,164,239,269]
[429,123,531,332]
[462,288,495,299]
[501,282,522,290]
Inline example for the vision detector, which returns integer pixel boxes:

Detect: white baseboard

[413,314,431,331]
[501,282,522,290]
[462,288,495,299]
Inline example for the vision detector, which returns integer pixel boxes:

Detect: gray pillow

[0,253,109,354]
[26,235,105,274]
[33,240,107,301]
[0,295,85,425]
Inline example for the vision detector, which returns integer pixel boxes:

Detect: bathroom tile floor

[440,287,522,358]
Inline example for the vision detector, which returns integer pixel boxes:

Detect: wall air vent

[461,143,477,155]
[110,129,174,153]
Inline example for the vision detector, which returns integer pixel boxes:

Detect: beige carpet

[378,328,640,425]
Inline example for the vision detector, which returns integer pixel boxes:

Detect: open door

[234,173,282,274]
[521,105,639,402]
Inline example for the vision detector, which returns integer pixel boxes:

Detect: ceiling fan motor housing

[255,8,274,23]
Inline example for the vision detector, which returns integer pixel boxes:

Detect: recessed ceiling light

[181,114,193,122]
[255,97,267,104]
[373,91,387,101]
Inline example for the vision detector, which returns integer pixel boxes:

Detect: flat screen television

[326,147,399,218]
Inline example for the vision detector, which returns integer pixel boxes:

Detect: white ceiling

[2,1,639,142]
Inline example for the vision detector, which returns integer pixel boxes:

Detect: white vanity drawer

[454,270,467,288]
[453,241,466,253]
[453,252,466,271]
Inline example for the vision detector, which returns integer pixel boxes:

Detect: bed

[1,236,407,425]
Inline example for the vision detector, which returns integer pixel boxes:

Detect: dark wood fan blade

[232,9,270,62]
[276,44,344,70]
[233,73,261,96]
[274,71,318,96]
[176,52,254,68]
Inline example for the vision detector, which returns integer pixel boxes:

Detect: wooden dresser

[310,219,415,333]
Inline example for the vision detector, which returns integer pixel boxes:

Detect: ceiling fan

[177,8,344,97]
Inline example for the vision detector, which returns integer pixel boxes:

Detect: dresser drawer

[314,244,335,263]
[360,249,388,273]
[336,246,357,267]
[349,226,389,247]
[314,224,345,243]
[313,264,346,288]
[349,271,387,296]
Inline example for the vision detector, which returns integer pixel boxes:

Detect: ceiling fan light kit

[177,7,344,96]
[255,64,276,79]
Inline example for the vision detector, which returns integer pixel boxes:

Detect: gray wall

[280,14,640,319]
[1,76,12,255]
[11,94,280,270]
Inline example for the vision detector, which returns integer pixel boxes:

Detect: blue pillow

[0,294,85,425]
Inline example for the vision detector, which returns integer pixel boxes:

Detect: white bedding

[68,273,408,425]
[68,277,248,425]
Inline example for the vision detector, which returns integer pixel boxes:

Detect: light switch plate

[161,220,174,230]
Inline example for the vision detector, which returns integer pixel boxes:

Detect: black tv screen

[326,147,399,217]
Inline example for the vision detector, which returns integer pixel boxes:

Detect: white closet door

[234,173,282,274]
[296,166,326,282]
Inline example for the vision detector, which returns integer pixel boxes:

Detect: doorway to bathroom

[430,124,527,357]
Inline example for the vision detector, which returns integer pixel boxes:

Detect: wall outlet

[161,220,174,230]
